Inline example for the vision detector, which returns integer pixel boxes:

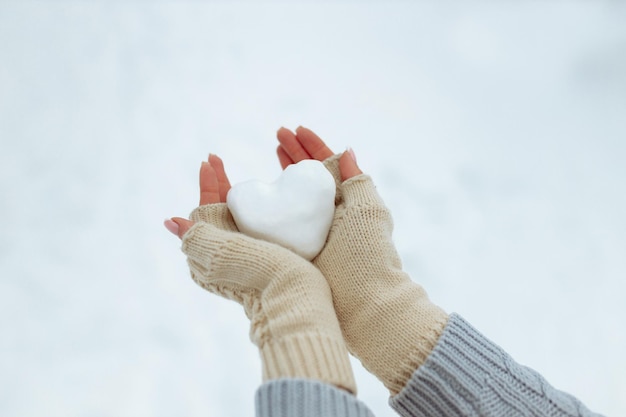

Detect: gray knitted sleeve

[389,313,604,417]
[255,378,375,417]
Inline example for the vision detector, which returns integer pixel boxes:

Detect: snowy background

[1,1,625,416]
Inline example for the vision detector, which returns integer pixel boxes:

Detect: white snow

[1,2,625,417]
[227,159,336,261]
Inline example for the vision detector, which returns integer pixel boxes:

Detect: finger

[295,126,334,161]
[172,217,194,239]
[276,126,311,163]
[339,149,363,181]
[276,145,294,169]
[200,161,220,205]
[164,217,194,239]
[164,219,179,236]
[208,154,231,203]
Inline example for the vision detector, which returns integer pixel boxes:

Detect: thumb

[164,217,194,239]
[339,148,363,181]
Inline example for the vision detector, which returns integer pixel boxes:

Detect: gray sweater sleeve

[254,314,603,417]
[389,313,604,417]
[255,378,375,417]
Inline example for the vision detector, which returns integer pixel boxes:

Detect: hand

[165,151,356,393]
[276,126,362,181]
[164,154,231,238]
[275,126,448,395]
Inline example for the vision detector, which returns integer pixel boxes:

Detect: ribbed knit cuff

[390,314,603,417]
[383,302,448,395]
[260,333,356,394]
[256,379,374,417]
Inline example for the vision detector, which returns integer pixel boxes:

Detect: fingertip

[277,126,293,139]
[277,145,294,169]
[208,153,221,166]
[200,160,212,176]
[164,219,179,236]
[171,217,193,239]
[339,149,363,182]
[199,160,215,191]
[347,147,357,163]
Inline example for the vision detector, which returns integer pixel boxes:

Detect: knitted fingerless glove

[182,203,356,393]
[315,155,449,395]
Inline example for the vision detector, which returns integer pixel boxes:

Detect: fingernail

[164,219,179,236]
[347,147,357,162]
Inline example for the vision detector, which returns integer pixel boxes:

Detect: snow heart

[226,160,336,260]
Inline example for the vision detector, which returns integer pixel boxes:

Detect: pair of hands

[166,127,448,395]
[165,126,362,239]
[166,126,369,392]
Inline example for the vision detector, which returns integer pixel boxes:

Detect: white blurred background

[1,1,625,416]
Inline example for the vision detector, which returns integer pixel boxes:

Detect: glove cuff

[381,302,448,395]
[259,332,357,394]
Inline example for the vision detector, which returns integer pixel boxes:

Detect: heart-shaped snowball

[226,159,336,260]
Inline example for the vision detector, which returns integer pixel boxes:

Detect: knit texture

[315,155,449,395]
[256,379,374,417]
[390,314,604,417]
[182,203,356,393]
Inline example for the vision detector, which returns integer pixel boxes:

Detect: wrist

[258,331,356,393]
[253,265,357,393]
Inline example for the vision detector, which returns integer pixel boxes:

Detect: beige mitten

[315,155,449,395]
[182,203,356,393]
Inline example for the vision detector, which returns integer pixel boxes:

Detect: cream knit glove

[315,154,449,395]
[182,203,356,393]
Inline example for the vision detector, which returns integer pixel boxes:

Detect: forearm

[390,314,604,417]
[183,205,357,394]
